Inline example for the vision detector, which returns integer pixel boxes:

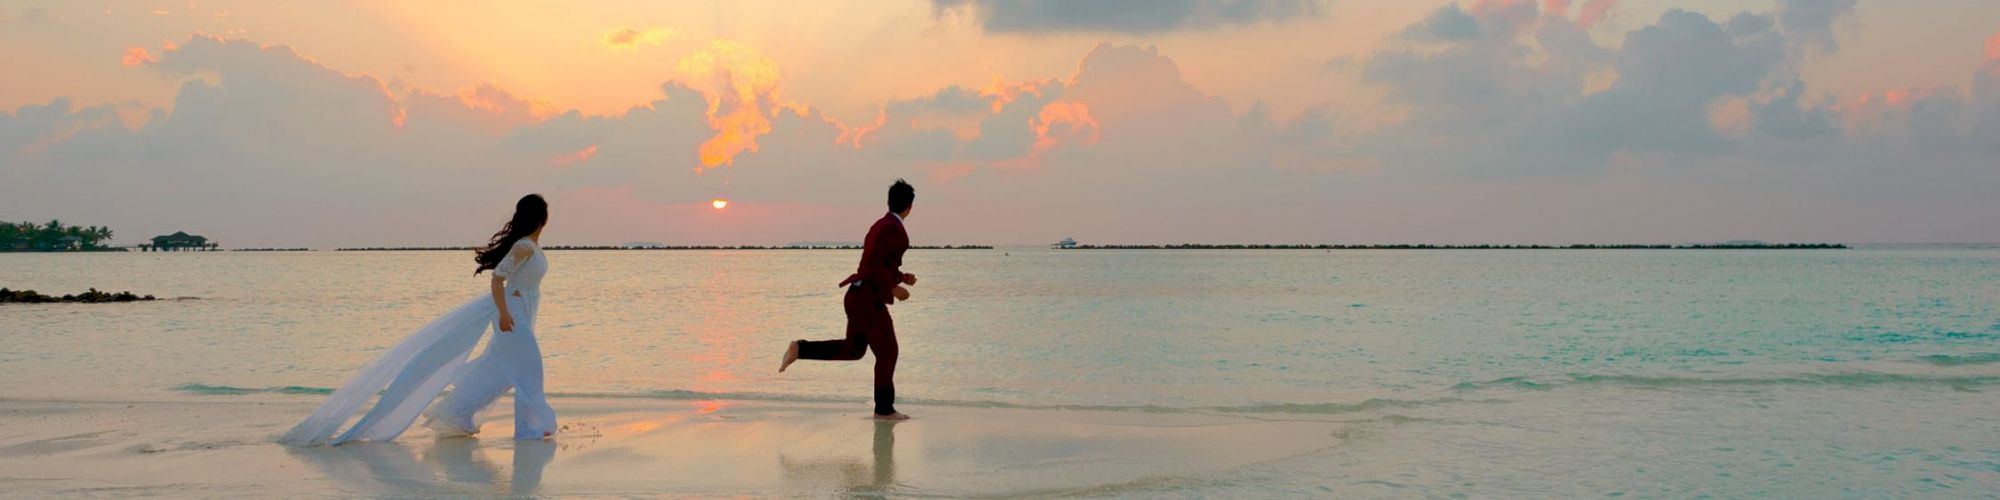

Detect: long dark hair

[474,194,548,275]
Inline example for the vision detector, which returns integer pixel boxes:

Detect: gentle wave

[180,369,1994,415]
[1453,371,2000,392]
[1914,353,2000,366]
[174,383,332,395]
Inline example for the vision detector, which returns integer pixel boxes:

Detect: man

[779,179,918,420]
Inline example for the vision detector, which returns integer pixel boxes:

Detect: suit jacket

[838,212,909,304]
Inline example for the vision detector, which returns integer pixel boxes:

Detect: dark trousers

[797,286,899,415]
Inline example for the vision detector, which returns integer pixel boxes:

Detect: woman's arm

[491,274,514,332]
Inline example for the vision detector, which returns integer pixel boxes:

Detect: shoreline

[0,396,1343,497]
[335,245,994,251]
[0,243,1874,253]
[1057,243,1848,250]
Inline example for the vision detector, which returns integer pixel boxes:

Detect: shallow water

[4,247,1998,496]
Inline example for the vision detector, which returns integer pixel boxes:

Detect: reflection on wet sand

[260,403,1337,496]
[779,420,901,495]
[285,438,559,496]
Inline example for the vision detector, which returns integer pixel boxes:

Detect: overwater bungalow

[140,231,219,251]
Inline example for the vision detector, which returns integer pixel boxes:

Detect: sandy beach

[0,396,1345,497]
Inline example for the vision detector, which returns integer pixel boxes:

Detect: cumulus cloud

[1747,80,1838,139]
[1776,0,1857,52]
[930,0,1329,33]
[1359,1,1859,176]
[8,5,2000,246]
[1402,3,1482,41]
[3,33,1363,246]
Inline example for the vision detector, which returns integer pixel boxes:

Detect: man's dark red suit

[800,212,908,416]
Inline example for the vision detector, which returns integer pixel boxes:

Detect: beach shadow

[779,420,900,495]
[284,438,556,496]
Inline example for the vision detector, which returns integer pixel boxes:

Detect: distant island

[1,220,118,252]
[336,244,993,251]
[0,221,232,252]
[1056,243,1847,250]
[1,288,157,304]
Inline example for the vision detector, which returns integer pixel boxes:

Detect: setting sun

[711,198,730,210]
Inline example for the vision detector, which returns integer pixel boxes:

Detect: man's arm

[867,222,908,292]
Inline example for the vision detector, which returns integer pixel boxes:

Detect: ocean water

[4,247,1998,496]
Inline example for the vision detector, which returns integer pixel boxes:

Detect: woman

[281,194,558,446]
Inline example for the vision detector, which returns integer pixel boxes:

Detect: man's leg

[794,289,873,362]
[863,304,899,416]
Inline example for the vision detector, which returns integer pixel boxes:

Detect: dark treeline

[0,288,156,304]
[1062,243,1848,250]
[336,245,993,251]
[0,220,118,251]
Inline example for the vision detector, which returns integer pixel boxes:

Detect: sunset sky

[3,0,1998,247]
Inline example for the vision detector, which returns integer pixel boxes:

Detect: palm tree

[28,220,60,249]
[77,225,100,249]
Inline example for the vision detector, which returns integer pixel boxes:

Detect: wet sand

[0,397,1345,497]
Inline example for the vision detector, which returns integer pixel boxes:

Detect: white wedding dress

[281,239,558,446]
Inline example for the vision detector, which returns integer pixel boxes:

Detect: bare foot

[870,412,911,421]
[779,340,800,373]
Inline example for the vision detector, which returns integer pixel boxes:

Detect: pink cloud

[1577,0,1615,29]
[551,145,598,168]
[1986,29,2000,61]
[120,46,156,66]
[1533,0,1615,30]
[1543,0,1570,16]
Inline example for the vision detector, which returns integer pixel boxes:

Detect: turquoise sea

[4,247,1998,496]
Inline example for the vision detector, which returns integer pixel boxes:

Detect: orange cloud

[602,27,675,50]
[457,84,555,123]
[979,78,1048,113]
[677,40,789,172]
[1844,86,1940,125]
[551,145,598,168]
[120,46,156,66]
[1030,100,1100,156]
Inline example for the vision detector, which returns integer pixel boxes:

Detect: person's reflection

[284,438,557,495]
[509,440,558,495]
[428,438,499,484]
[778,420,901,494]
[870,420,896,491]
